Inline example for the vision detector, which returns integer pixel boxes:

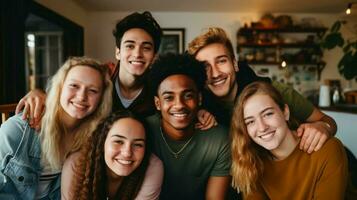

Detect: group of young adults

[0,10,355,200]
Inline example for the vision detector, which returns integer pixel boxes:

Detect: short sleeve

[210,128,231,177]
[272,81,314,121]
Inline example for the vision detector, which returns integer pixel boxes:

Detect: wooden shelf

[238,27,327,34]
[238,42,320,48]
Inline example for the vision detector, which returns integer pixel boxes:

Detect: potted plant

[321,20,357,81]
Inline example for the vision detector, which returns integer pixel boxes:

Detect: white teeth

[211,79,225,86]
[72,102,86,109]
[130,61,144,64]
[259,132,274,140]
[117,160,133,165]
[172,113,187,117]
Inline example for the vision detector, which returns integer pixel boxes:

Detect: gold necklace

[160,127,193,159]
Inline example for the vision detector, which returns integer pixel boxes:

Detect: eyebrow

[111,134,145,142]
[67,79,101,89]
[215,55,229,60]
[123,40,153,46]
[244,107,274,121]
[161,89,196,96]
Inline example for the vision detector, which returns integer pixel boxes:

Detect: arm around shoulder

[135,154,164,200]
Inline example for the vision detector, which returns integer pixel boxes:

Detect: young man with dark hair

[188,27,337,155]
[16,11,162,120]
[146,53,231,200]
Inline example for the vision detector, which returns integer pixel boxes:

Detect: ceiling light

[346,3,356,15]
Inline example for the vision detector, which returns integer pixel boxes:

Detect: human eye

[263,111,274,118]
[68,83,78,88]
[143,45,153,51]
[184,92,195,100]
[245,120,254,126]
[217,58,227,65]
[133,142,145,148]
[125,44,135,49]
[88,88,99,94]
[163,95,174,101]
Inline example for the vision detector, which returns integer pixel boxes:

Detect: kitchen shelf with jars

[237,14,331,102]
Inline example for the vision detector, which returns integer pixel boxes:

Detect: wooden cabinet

[236,27,327,78]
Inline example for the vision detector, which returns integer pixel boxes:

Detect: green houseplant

[321,20,357,81]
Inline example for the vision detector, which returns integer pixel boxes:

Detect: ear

[283,104,290,121]
[115,47,120,61]
[233,58,239,72]
[154,96,161,111]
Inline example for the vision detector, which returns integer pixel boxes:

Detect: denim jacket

[0,114,60,200]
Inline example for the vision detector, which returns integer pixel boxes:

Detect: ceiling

[74,0,354,13]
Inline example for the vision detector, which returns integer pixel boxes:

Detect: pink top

[61,153,163,200]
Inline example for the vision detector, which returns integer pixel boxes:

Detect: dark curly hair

[149,53,207,95]
[113,11,162,53]
[71,110,151,200]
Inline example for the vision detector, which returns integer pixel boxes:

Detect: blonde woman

[0,57,112,199]
[231,82,351,199]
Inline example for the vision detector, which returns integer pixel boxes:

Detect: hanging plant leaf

[338,51,357,80]
[330,21,341,33]
[322,33,344,49]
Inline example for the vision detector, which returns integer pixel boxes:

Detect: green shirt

[146,114,231,200]
[272,81,314,123]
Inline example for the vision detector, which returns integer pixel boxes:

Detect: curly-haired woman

[61,111,163,200]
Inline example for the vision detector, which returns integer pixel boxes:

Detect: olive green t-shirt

[145,114,231,200]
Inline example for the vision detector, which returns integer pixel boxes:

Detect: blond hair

[188,27,235,60]
[40,57,113,170]
[230,82,287,195]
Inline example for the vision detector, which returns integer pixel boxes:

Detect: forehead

[158,74,198,94]
[243,94,278,116]
[108,118,146,139]
[65,65,103,85]
[121,28,154,44]
[195,43,230,61]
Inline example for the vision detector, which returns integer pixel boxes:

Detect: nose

[208,64,220,78]
[121,143,133,158]
[133,46,143,58]
[257,118,268,132]
[77,88,87,102]
[174,97,185,109]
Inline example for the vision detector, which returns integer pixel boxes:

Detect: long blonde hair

[230,82,288,195]
[40,57,113,170]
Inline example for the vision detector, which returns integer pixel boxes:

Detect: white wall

[323,110,357,157]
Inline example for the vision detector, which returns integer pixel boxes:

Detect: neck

[106,168,123,199]
[117,69,145,99]
[161,121,195,141]
[60,110,80,132]
[221,82,238,103]
[271,130,299,161]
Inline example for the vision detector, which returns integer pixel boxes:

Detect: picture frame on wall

[158,28,185,54]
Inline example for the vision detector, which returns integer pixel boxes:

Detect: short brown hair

[188,27,235,60]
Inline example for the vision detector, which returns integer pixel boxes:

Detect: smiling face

[154,74,201,133]
[195,43,238,102]
[104,118,146,178]
[60,65,103,121]
[116,28,155,78]
[243,93,290,151]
